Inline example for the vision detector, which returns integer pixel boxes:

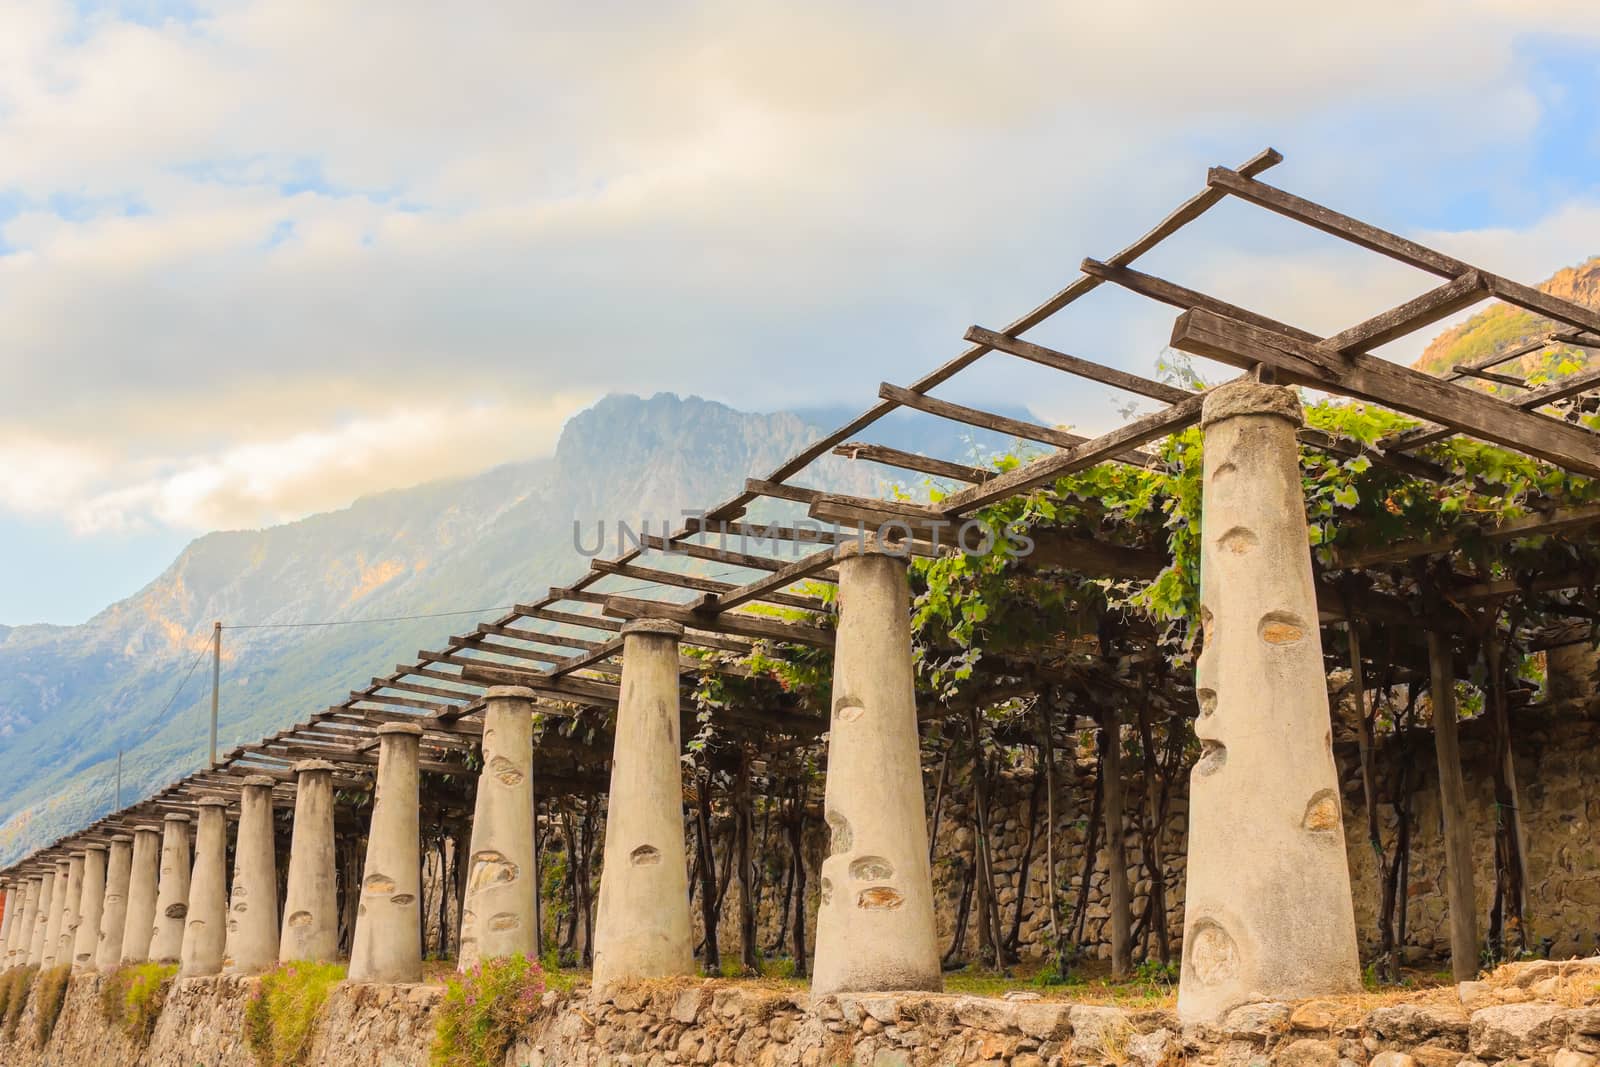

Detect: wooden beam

[698,545,838,614]
[589,558,827,612]
[1383,365,1600,453]
[965,325,1192,403]
[879,381,1085,449]
[602,595,834,647]
[1169,309,1600,476]
[1208,167,1600,337]
[1330,502,1600,567]
[937,395,1209,515]
[832,441,993,483]
[1453,365,1526,389]
[1321,272,1488,355]
[1427,630,1479,982]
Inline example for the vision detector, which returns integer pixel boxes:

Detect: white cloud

[1,0,1598,537]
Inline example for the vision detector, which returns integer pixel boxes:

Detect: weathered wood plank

[1169,309,1600,475]
[1329,502,1600,568]
[937,396,1208,515]
[1321,272,1487,354]
[1427,630,1480,982]
[697,545,838,614]
[1383,365,1600,452]
[832,441,993,483]
[965,326,1191,404]
[602,594,834,647]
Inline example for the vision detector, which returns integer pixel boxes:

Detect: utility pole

[210,621,221,769]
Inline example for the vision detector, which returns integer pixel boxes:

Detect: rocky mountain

[0,392,1023,864]
[1412,256,1600,382]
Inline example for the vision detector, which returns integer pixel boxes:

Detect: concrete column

[0,885,14,966]
[57,853,85,969]
[72,845,108,971]
[149,813,192,963]
[96,835,134,972]
[812,537,942,996]
[1177,382,1361,1023]
[593,620,694,990]
[225,776,279,975]
[459,686,536,970]
[279,760,339,963]
[41,861,68,968]
[349,723,424,983]
[179,798,229,977]
[24,876,47,966]
[120,826,162,964]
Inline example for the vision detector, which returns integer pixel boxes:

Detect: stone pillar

[72,845,108,971]
[97,835,134,972]
[811,537,942,996]
[0,884,14,966]
[459,686,536,970]
[226,776,280,975]
[57,853,85,968]
[149,813,192,963]
[120,825,162,964]
[26,874,50,966]
[41,861,68,968]
[280,760,339,963]
[349,723,424,983]
[179,798,229,977]
[593,620,694,990]
[1177,381,1361,1023]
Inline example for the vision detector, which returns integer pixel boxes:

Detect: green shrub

[431,954,546,1067]
[0,966,37,1039]
[33,964,71,1046]
[98,963,178,1043]
[245,961,346,1066]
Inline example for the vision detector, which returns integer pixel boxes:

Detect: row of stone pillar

[0,389,1359,1021]
[0,537,948,998]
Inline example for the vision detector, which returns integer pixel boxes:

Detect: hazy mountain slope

[0,392,1025,863]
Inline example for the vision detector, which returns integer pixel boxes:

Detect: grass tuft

[0,966,38,1040]
[33,964,71,1047]
[245,961,346,1066]
[431,953,546,1067]
[98,962,178,1043]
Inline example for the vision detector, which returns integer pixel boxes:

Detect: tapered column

[72,845,108,971]
[120,825,162,964]
[26,875,50,966]
[280,760,338,962]
[57,853,85,968]
[593,620,695,990]
[1177,382,1360,1023]
[41,861,68,967]
[225,776,279,974]
[812,537,941,996]
[179,799,229,976]
[0,884,14,966]
[97,835,134,972]
[459,687,536,970]
[349,723,423,983]
[149,813,192,963]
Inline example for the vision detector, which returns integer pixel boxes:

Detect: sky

[3,0,1600,625]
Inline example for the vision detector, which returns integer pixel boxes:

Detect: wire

[154,640,213,719]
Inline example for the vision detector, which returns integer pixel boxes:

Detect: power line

[155,639,213,719]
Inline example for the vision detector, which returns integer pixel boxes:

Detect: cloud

[2,0,1599,536]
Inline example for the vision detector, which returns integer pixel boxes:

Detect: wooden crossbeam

[1383,365,1600,452]
[1207,167,1600,338]
[1330,502,1600,568]
[590,558,826,612]
[832,441,993,483]
[602,594,834,647]
[937,396,1209,515]
[697,545,838,614]
[1454,366,1526,388]
[1169,308,1600,476]
[964,325,1191,403]
[1321,272,1488,355]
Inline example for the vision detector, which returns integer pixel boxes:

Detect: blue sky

[2,1,1600,625]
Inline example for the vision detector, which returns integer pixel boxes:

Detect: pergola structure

[5,148,1600,1021]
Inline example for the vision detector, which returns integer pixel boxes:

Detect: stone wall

[0,972,440,1067]
[11,956,1600,1066]
[688,696,1600,971]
